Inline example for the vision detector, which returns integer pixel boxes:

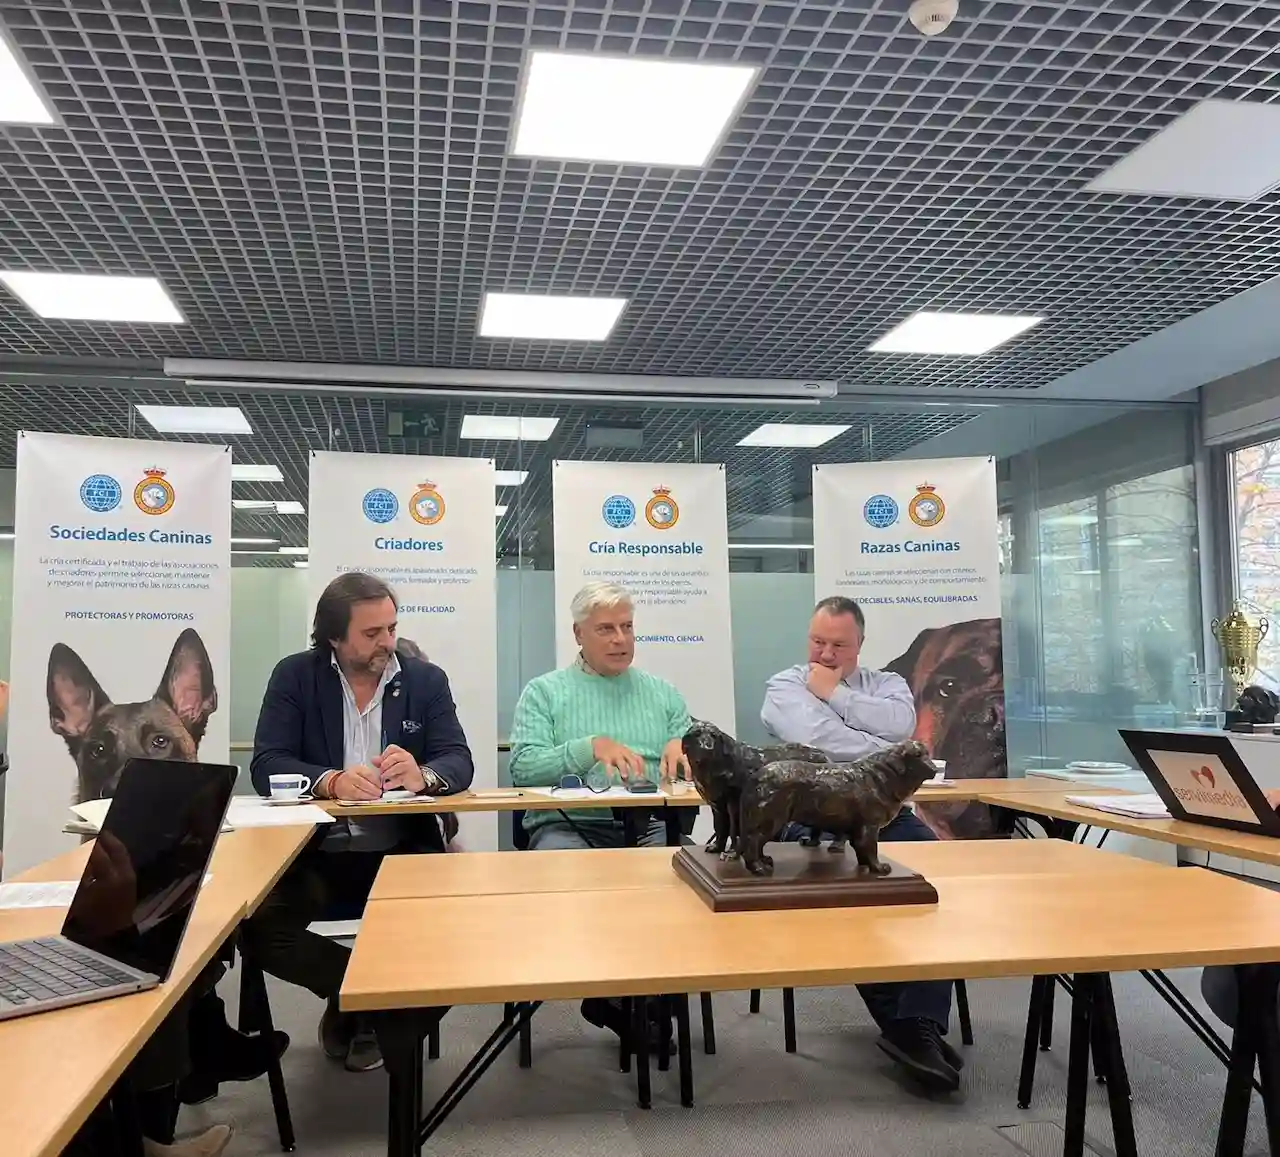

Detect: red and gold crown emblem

[645,486,679,530]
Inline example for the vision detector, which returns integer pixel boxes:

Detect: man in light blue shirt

[761,595,963,1094]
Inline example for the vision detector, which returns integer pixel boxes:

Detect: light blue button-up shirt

[760,663,916,762]
[322,652,401,852]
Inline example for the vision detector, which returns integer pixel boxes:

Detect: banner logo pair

[361,482,445,526]
[79,469,175,516]
[863,483,946,529]
[601,486,679,531]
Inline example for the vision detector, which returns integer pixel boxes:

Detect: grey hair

[570,581,633,625]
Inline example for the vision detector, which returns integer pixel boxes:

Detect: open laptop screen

[61,760,235,980]
[1119,729,1280,837]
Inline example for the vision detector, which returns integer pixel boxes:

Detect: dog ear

[884,628,935,686]
[48,644,110,748]
[157,629,218,742]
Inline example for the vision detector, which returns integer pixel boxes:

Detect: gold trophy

[1211,603,1269,698]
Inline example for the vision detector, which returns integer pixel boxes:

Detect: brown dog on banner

[885,616,1006,839]
[46,628,218,803]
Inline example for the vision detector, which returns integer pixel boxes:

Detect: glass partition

[0,392,1205,840]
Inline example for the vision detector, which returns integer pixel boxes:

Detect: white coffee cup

[269,773,312,801]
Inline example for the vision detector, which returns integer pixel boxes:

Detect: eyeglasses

[551,773,610,794]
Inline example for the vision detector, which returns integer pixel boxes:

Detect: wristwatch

[420,765,446,793]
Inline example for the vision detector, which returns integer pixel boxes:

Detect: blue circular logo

[362,488,399,524]
[601,494,636,529]
[863,494,899,528]
[80,474,122,513]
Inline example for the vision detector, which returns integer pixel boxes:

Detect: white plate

[1065,761,1131,774]
[263,795,315,806]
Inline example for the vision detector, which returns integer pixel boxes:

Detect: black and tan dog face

[47,628,218,802]
[886,617,1005,839]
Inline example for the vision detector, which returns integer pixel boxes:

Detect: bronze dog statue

[682,720,828,860]
[737,740,935,877]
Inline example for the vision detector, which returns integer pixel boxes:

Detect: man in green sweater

[510,580,692,850]
[510,580,691,1046]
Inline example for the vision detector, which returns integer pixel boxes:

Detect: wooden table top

[321,775,1078,818]
[0,826,313,1157]
[980,787,1280,867]
[368,836,1164,903]
[342,841,1280,1012]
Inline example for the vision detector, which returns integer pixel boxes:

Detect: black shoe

[938,1034,965,1072]
[876,1018,961,1093]
[580,998,676,1055]
[176,1072,219,1107]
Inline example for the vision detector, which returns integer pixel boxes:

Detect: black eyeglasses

[552,773,609,794]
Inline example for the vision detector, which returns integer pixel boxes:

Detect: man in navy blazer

[241,571,474,1073]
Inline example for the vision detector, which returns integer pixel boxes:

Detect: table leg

[417,1003,538,1145]
[675,993,694,1108]
[376,1012,426,1157]
[1062,973,1094,1157]
[658,996,672,1073]
[1091,975,1136,1157]
[783,987,797,1054]
[1219,964,1280,1157]
[700,992,716,1055]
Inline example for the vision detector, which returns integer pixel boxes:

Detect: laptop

[1118,729,1280,837]
[0,758,236,1022]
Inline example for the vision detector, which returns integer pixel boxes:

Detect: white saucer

[1065,760,1132,774]
[263,795,315,806]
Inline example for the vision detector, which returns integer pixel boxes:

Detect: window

[1231,437,1280,688]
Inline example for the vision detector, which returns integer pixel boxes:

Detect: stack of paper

[1065,793,1171,819]
[69,795,333,832]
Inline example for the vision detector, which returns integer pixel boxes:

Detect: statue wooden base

[673,844,939,913]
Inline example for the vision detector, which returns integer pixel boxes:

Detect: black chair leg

[749,989,761,1014]
[783,988,797,1054]
[676,994,694,1108]
[1018,975,1049,1110]
[1040,975,1056,1051]
[955,980,974,1047]
[428,1019,441,1061]
[633,996,651,1110]
[239,958,296,1152]
[618,997,632,1074]
[658,996,673,1073]
[700,992,716,1055]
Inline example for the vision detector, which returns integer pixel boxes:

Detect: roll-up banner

[813,456,1005,838]
[4,433,231,876]
[552,460,735,730]
[308,451,498,850]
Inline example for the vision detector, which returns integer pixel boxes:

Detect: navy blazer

[250,648,475,799]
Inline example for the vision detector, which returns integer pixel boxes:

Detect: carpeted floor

[188,969,1267,1156]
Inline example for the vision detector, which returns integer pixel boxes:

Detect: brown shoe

[142,1124,234,1157]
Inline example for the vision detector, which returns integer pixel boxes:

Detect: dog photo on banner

[813,456,1005,839]
[3,433,231,876]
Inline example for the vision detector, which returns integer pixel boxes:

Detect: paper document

[337,790,431,807]
[226,798,335,827]
[69,796,333,832]
[1065,793,1171,820]
[0,875,213,910]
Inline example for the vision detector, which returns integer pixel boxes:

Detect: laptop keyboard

[0,938,139,1008]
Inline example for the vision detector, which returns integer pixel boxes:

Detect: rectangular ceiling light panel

[513,51,756,167]
[1,272,184,323]
[869,311,1042,355]
[1086,99,1280,201]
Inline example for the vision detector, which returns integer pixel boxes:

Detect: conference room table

[341,838,1280,1157]
[0,824,315,1157]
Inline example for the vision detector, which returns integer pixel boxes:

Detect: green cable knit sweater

[508,662,691,831]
